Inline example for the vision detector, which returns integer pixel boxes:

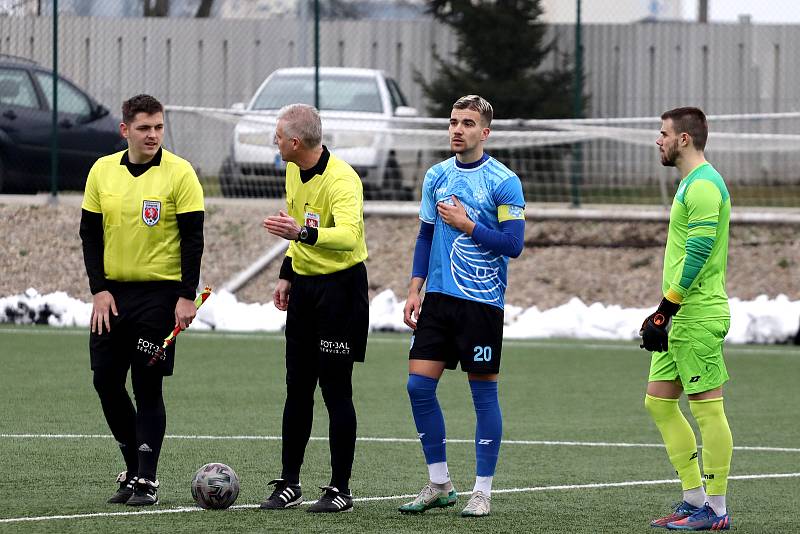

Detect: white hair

[277,103,322,148]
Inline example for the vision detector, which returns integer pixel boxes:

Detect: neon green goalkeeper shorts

[648,319,730,395]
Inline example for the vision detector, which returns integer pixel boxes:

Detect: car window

[0,68,40,109]
[34,72,92,117]
[385,77,409,109]
[252,74,384,113]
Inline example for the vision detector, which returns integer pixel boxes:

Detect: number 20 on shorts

[473,345,492,362]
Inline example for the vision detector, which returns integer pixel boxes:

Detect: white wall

[540,0,684,24]
[2,14,798,184]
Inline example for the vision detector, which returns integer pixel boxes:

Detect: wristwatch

[297,226,309,242]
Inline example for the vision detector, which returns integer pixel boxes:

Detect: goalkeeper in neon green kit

[641,107,733,531]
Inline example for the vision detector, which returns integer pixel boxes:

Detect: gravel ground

[1,195,798,309]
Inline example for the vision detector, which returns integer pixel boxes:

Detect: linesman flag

[146,286,212,367]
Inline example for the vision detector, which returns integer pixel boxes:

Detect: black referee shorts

[284,262,369,368]
[89,281,180,376]
[409,292,504,374]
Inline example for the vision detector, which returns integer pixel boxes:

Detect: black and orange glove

[639,297,681,352]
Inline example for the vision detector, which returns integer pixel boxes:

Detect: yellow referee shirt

[285,152,368,275]
[81,149,205,282]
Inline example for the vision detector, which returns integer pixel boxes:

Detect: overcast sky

[682,0,800,23]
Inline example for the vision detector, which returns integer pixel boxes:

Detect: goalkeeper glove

[639,297,681,352]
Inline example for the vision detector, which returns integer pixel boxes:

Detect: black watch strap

[296,225,319,245]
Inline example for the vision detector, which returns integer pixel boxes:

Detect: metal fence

[1,4,800,206]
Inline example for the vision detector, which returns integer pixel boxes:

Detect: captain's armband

[498,204,525,222]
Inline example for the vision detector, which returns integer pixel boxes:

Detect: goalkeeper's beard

[660,142,679,167]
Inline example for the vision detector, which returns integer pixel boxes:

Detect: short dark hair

[453,94,493,127]
[661,107,707,151]
[122,94,164,124]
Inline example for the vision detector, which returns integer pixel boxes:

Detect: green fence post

[570,0,583,208]
[314,0,320,109]
[49,0,59,203]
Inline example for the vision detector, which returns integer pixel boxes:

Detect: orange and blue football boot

[651,501,701,528]
[667,503,730,530]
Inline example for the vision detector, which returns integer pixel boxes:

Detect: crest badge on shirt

[142,200,161,226]
[305,211,320,228]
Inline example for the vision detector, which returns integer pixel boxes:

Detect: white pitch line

[1,472,799,524]
[1,433,799,453]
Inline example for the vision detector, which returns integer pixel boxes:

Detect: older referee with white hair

[259,103,369,514]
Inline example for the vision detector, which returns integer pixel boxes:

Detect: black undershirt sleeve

[79,209,107,295]
[176,211,205,300]
[279,256,295,283]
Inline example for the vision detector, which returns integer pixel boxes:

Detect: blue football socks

[469,379,502,477]
[407,374,447,466]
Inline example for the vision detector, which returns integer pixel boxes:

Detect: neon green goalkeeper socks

[690,397,733,496]
[645,394,702,491]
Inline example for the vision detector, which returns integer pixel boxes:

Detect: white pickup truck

[220,67,419,199]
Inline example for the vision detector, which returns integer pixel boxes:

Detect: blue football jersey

[420,155,525,309]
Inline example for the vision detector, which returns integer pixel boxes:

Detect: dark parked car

[0,55,126,193]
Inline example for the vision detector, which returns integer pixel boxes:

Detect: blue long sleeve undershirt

[410,218,525,279]
[411,221,434,279]
[472,219,525,258]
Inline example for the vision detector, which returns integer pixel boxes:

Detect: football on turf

[191,462,240,509]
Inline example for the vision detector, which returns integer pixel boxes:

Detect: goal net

[164,106,800,208]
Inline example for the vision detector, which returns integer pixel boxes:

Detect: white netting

[164,106,800,206]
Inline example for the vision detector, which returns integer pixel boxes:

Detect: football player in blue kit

[400,95,526,517]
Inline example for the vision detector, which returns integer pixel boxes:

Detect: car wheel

[0,154,6,194]
[218,156,241,198]
[384,151,412,200]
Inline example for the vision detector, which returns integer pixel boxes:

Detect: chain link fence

[1,1,800,208]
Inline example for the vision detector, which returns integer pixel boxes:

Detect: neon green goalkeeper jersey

[662,162,731,322]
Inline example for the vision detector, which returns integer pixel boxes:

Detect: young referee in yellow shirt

[79,94,204,506]
[261,103,368,513]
